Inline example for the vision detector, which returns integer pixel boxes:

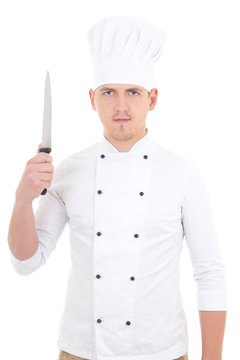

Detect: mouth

[114,118,130,124]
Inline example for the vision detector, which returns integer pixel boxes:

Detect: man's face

[89,84,158,141]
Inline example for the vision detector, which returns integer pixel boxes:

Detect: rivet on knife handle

[39,147,52,195]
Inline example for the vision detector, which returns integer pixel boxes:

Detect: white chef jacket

[10,129,227,360]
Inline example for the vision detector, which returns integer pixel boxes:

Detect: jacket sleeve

[181,159,227,310]
[10,158,69,276]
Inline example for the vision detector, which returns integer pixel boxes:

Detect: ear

[148,88,158,111]
[89,89,96,111]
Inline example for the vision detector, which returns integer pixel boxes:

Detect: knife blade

[39,71,52,195]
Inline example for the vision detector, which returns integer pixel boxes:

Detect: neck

[104,127,148,152]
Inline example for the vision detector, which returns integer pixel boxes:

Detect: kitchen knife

[39,71,52,195]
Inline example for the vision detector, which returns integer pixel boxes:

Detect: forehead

[97,84,146,92]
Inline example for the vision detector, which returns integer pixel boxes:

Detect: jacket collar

[99,128,151,154]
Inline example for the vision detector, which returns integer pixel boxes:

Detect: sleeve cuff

[10,244,43,275]
[197,291,228,311]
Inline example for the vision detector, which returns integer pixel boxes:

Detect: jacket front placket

[92,138,154,356]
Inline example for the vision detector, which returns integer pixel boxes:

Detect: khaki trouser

[58,350,188,360]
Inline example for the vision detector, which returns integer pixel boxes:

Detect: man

[8,16,227,360]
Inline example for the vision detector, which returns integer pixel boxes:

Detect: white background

[0,0,239,359]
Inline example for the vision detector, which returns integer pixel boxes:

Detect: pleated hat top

[87,16,167,92]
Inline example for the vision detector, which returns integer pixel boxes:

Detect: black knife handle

[39,147,52,195]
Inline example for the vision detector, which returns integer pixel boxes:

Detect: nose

[113,93,130,112]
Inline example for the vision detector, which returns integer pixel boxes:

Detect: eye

[130,90,138,95]
[103,90,113,96]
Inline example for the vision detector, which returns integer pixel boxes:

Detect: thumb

[37,143,42,154]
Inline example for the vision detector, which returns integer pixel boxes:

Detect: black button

[134,234,139,238]
[96,274,101,279]
[126,320,131,326]
[100,154,105,158]
[130,276,135,281]
[97,318,102,323]
[97,232,102,236]
[139,192,144,196]
[98,190,102,194]
[143,155,148,159]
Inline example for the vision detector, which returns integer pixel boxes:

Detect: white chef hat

[87,16,167,92]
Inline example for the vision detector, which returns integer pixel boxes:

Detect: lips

[114,118,130,123]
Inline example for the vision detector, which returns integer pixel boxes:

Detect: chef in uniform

[10,16,227,360]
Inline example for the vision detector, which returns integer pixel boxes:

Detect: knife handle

[39,147,52,195]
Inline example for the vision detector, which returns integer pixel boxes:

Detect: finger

[37,143,42,154]
[39,180,52,189]
[35,152,53,163]
[38,172,53,182]
[38,162,54,173]
[28,153,52,166]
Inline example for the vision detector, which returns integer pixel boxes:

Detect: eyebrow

[99,87,144,93]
